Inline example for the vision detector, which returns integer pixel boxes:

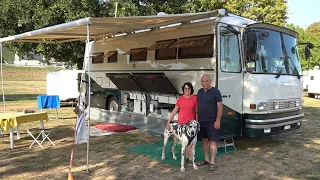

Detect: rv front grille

[268,100,299,111]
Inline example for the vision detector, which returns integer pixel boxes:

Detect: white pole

[115,2,118,18]
[0,43,5,112]
[86,24,91,173]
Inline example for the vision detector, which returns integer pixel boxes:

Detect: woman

[165,82,198,165]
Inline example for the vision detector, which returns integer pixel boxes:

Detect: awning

[89,52,104,58]
[169,34,213,48]
[103,51,117,58]
[0,10,225,43]
[148,39,177,50]
[123,48,147,55]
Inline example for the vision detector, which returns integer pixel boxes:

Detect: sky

[286,0,320,29]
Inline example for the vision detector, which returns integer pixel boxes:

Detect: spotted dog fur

[161,120,200,172]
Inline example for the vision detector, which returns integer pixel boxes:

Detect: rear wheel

[108,96,120,111]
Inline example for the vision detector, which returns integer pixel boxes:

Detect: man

[196,74,223,171]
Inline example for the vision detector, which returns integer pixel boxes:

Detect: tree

[305,22,320,69]
[306,22,320,37]
[135,0,289,26]
[0,0,289,69]
[0,0,137,69]
[225,0,288,26]
[286,23,320,70]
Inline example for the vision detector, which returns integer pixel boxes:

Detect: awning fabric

[0,10,223,43]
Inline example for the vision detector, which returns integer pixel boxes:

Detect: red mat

[94,123,136,132]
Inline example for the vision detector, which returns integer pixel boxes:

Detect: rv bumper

[244,113,304,137]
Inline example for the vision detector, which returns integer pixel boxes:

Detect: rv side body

[85,15,304,138]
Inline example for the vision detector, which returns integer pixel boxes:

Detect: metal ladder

[217,135,236,153]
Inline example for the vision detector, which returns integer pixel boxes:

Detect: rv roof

[0,9,256,44]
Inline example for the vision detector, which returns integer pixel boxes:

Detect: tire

[107,96,120,111]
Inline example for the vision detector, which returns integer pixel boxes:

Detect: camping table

[0,112,49,149]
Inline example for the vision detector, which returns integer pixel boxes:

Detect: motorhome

[305,66,320,99]
[84,9,308,138]
[46,70,84,102]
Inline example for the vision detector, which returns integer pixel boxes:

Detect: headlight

[296,100,300,107]
[257,102,268,111]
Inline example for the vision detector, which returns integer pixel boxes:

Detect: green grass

[1,64,64,81]
[0,66,66,114]
[2,64,63,71]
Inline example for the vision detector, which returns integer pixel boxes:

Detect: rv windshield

[246,29,302,76]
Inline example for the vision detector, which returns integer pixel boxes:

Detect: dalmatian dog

[161,120,200,172]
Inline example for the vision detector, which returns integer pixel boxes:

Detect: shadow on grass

[302,106,320,117]
[0,125,76,177]
[3,94,40,101]
[0,125,163,180]
[0,106,319,180]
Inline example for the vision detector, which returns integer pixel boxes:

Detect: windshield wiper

[287,55,301,79]
[274,62,300,79]
[275,68,282,79]
[294,68,301,79]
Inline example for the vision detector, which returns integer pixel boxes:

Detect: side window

[106,51,117,63]
[91,52,104,64]
[148,39,177,60]
[128,48,147,62]
[170,35,213,59]
[220,27,241,72]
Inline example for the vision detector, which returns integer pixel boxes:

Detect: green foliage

[0,0,294,69]
[286,23,320,70]
[135,0,288,26]
[0,0,109,69]
[306,22,320,37]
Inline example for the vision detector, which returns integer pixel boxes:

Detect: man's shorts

[197,121,218,143]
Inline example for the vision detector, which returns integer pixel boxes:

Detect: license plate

[264,128,271,133]
[284,125,291,130]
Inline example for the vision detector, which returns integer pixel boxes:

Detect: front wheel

[108,96,120,111]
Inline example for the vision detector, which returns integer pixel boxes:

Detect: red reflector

[147,75,158,79]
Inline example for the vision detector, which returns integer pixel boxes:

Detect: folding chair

[27,128,56,149]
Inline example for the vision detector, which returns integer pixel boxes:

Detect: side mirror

[304,42,314,60]
[307,42,315,49]
[305,46,311,60]
[304,42,314,71]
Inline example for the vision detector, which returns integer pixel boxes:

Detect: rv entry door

[217,23,244,115]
